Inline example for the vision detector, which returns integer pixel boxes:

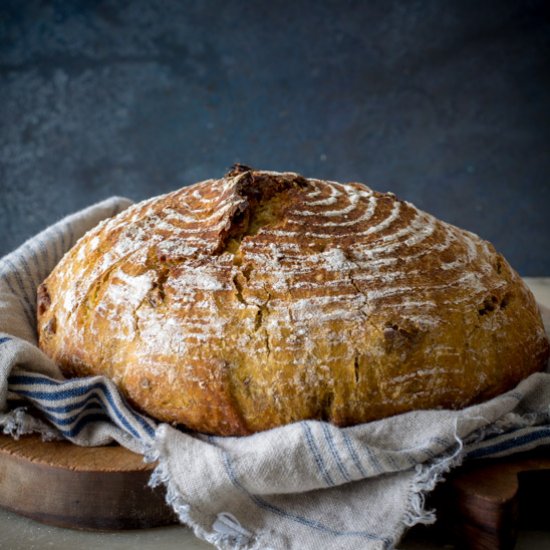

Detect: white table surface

[1,277,549,550]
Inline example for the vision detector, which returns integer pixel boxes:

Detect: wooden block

[0,433,177,530]
[430,447,550,549]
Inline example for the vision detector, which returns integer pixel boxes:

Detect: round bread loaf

[37,167,550,435]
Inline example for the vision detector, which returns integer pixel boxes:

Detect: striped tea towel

[1,197,550,550]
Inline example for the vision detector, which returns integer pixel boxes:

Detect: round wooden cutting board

[0,433,177,530]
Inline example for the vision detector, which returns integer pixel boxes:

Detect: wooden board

[0,433,177,530]
[429,446,550,549]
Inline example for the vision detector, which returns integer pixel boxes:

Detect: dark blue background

[1,0,549,273]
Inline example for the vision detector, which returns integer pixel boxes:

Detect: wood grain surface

[0,433,177,530]
[430,447,550,549]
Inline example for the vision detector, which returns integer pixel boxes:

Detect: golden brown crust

[37,168,550,435]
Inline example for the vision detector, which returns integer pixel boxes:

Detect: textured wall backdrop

[1,0,549,273]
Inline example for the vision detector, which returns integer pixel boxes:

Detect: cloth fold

[1,197,549,550]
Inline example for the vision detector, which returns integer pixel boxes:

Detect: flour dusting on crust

[36,168,550,435]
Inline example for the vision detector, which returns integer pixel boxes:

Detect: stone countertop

[0,277,548,550]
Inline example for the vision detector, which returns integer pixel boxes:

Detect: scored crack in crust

[36,166,550,435]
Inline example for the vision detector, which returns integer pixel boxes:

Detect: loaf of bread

[36,167,550,435]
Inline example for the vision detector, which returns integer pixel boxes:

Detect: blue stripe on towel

[59,413,113,438]
[13,383,142,439]
[40,396,105,414]
[301,422,335,486]
[466,426,550,459]
[321,422,350,482]
[221,451,391,547]
[14,253,38,294]
[35,235,52,275]
[49,405,106,426]
[2,258,34,305]
[341,430,368,477]
[9,373,156,440]
[23,243,44,287]
[10,373,78,387]
[364,441,384,473]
